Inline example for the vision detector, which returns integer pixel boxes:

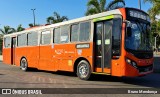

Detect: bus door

[94,18,113,73]
[39,30,52,70]
[11,37,16,65]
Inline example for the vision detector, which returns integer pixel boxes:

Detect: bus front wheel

[77,60,91,80]
[20,58,28,71]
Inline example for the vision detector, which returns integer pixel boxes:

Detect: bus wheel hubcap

[79,64,88,78]
[21,59,26,69]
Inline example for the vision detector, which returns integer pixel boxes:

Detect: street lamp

[31,9,36,26]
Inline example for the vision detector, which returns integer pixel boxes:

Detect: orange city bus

[3,7,153,80]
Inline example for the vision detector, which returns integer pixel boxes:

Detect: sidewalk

[154,56,160,73]
[0,55,2,61]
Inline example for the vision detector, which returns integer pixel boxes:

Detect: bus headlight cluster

[126,58,137,68]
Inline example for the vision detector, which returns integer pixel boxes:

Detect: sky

[0,0,152,29]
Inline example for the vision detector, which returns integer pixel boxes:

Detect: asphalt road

[0,58,160,97]
[154,56,160,73]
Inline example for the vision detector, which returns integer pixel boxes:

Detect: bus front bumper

[125,63,153,77]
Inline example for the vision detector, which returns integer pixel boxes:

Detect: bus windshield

[125,21,152,51]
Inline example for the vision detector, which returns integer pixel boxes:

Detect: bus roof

[4,8,123,37]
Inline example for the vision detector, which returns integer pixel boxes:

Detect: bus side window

[28,32,38,46]
[17,33,27,47]
[60,25,69,43]
[79,21,90,42]
[112,18,122,56]
[54,28,60,43]
[41,31,51,45]
[71,24,79,42]
[4,37,11,48]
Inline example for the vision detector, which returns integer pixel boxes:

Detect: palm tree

[143,0,155,3]
[86,0,106,16]
[144,0,160,22]
[107,0,125,11]
[28,23,40,28]
[0,26,15,35]
[46,12,68,24]
[29,23,34,28]
[144,0,160,48]
[46,16,54,24]
[86,0,125,16]
[16,24,25,32]
[28,23,34,28]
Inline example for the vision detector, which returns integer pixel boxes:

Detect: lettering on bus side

[76,43,90,49]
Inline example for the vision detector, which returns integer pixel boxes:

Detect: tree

[16,24,25,32]
[86,0,125,16]
[154,20,160,48]
[144,0,160,22]
[46,12,68,24]
[46,17,54,24]
[0,37,2,55]
[0,26,15,55]
[29,23,34,28]
[107,0,125,11]
[144,0,160,48]
[28,23,40,28]
[86,0,106,16]
[0,26,15,35]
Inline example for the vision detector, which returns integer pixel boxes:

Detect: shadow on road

[26,68,160,88]
[1,61,160,88]
[27,68,77,76]
[121,75,160,88]
[90,74,160,88]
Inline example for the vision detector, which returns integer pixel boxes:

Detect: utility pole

[138,0,141,9]
[155,35,158,49]
[31,9,36,26]
[155,35,159,51]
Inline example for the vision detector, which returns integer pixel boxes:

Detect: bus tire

[20,58,28,71]
[77,60,91,80]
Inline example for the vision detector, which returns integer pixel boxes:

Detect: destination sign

[126,8,150,22]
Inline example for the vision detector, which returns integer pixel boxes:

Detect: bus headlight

[126,58,137,68]
[132,62,137,68]
[126,58,131,64]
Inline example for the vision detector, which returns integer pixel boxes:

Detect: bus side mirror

[127,27,132,37]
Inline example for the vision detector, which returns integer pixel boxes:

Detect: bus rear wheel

[20,58,28,71]
[77,60,91,80]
